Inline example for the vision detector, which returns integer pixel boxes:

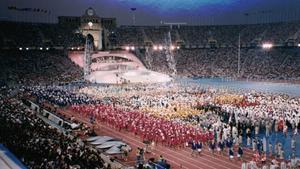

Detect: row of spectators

[0,21,84,48]
[136,48,300,81]
[2,47,295,84]
[0,50,82,85]
[25,86,99,106]
[1,21,300,49]
[0,47,299,85]
[0,87,105,169]
[110,21,300,47]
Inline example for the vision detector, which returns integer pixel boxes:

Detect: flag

[8,6,17,10]
[23,8,32,11]
[8,6,49,14]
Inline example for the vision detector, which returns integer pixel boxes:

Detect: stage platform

[69,51,172,84]
[86,68,172,84]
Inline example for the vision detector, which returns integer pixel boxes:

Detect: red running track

[60,108,257,169]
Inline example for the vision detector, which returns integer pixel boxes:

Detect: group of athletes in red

[71,104,214,147]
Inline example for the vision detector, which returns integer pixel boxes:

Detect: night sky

[1,0,300,25]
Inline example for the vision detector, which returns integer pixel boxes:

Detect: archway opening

[87,34,95,49]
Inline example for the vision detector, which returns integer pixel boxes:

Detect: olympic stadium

[0,0,300,169]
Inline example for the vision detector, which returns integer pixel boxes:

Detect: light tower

[164,30,177,77]
[83,22,93,80]
[162,23,183,77]
[237,33,241,77]
[130,8,137,25]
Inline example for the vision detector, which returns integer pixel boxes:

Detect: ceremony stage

[69,51,172,84]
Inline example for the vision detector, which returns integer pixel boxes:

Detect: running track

[59,108,258,169]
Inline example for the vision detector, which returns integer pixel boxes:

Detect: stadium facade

[58,7,116,50]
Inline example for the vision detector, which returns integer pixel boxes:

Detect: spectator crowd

[0,87,105,169]
[0,19,300,169]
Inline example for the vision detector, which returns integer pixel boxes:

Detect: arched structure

[90,51,145,71]
[80,7,103,50]
[68,51,171,84]
[68,51,145,70]
[86,34,95,47]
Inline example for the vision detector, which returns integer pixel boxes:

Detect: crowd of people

[71,103,214,146]
[1,18,300,169]
[111,22,300,47]
[134,47,300,81]
[0,21,84,48]
[1,75,299,168]
[1,21,300,82]
[108,21,300,82]
[0,50,82,85]
[25,86,97,106]
[74,82,299,168]
[0,87,105,169]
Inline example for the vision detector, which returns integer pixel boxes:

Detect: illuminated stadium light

[177,46,180,49]
[298,43,300,47]
[26,47,29,50]
[88,22,93,28]
[46,47,49,50]
[40,47,43,50]
[153,45,158,50]
[19,47,23,51]
[77,47,80,50]
[130,46,135,50]
[125,46,130,51]
[71,47,74,50]
[262,43,273,49]
[170,45,175,50]
[158,45,163,50]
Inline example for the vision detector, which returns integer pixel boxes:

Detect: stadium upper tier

[1,21,300,49]
[0,50,82,85]
[0,22,85,48]
[132,48,300,82]
[0,21,300,83]
[109,22,300,48]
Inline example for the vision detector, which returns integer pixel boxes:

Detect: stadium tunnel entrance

[87,34,95,49]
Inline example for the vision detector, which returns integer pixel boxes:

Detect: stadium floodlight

[176,46,180,49]
[170,45,175,50]
[125,46,130,51]
[71,47,74,50]
[26,47,29,50]
[40,47,43,50]
[298,43,300,47]
[19,47,22,50]
[46,47,49,50]
[262,43,273,49]
[131,46,135,50]
[158,45,163,50]
[153,45,158,50]
[77,47,80,50]
[88,22,93,28]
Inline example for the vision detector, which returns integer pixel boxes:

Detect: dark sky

[1,0,300,25]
